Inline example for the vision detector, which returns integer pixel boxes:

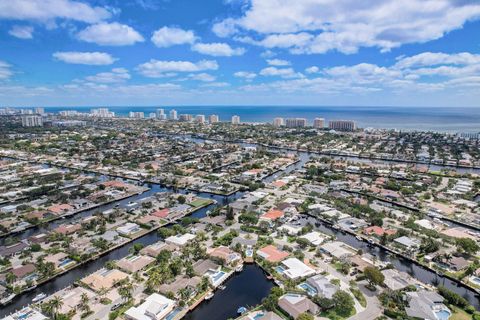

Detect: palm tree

[48,296,64,320]
[119,281,134,303]
[78,293,90,314]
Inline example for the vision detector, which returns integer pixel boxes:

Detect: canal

[2,136,480,316]
[183,264,274,320]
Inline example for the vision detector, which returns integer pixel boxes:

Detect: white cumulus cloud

[234,71,257,79]
[77,22,144,46]
[137,59,218,78]
[260,67,303,78]
[216,0,480,54]
[8,25,34,39]
[53,51,116,65]
[0,61,13,80]
[0,0,111,23]
[151,26,196,47]
[192,42,245,56]
[84,68,130,83]
[266,59,290,66]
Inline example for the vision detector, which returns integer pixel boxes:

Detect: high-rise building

[34,107,45,115]
[169,109,178,120]
[232,115,240,124]
[209,114,219,123]
[156,108,165,118]
[59,110,79,117]
[179,114,193,122]
[328,120,357,131]
[91,108,114,118]
[129,111,145,119]
[285,118,307,128]
[149,112,156,119]
[313,118,325,129]
[21,115,43,127]
[195,114,205,124]
[20,109,33,115]
[273,117,284,127]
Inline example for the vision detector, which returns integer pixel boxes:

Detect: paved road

[348,282,383,320]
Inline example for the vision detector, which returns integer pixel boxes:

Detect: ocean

[41,106,480,133]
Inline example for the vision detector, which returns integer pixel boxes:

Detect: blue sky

[0,0,480,107]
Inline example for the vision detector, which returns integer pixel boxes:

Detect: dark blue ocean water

[42,106,480,132]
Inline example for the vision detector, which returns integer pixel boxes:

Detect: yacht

[0,293,16,306]
[32,293,47,303]
[204,292,214,300]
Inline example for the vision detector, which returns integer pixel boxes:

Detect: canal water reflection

[183,264,274,320]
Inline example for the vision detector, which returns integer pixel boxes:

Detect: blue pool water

[298,282,318,296]
[275,266,285,274]
[435,309,451,320]
[58,258,74,268]
[212,271,226,282]
[253,313,265,319]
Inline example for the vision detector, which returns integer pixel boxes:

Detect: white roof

[165,233,195,246]
[301,231,326,245]
[281,258,316,280]
[124,293,175,320]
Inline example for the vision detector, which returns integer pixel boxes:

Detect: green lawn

[449,306,472,320]
[190,199,213,208]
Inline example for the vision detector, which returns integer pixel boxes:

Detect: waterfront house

[116,255,155,273]
[231,235,257,248]
[257,245,289,263]
[124,293,176,320]
[47,203,74,216]
[278,293,319,319]
[165,233,196,247]
[363,226,397,237]
[117,222,141,237]
[405,290,451,320]
[393,236,421,250]
[140,241,176,257]
[305,274,339,299]
[192,259,220,275]
[53,223,81,235]
[382,269,418,291]
[320,241,356,259]
[279,258,316,280]
[299,231,327,246]
[81,268,129,292]
[208,246,242,266]
[11,264,36,281]
[158,275,201,299]
[2,307,47,320]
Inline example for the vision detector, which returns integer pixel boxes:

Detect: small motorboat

[235,265,243,272]
[218,285,226,290]
[367,238,375,245]
[356,235,362,241]
[237,307,247,314]
[32,293,47,303]
[204,292,214,300]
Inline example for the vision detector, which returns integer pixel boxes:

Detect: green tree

[297,313,314,320]
[456,238,480,255]
[332,290,354,317]
[364,266,385,289]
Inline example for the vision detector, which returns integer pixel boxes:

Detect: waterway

[183,264,274,320]
[2,136,480,317]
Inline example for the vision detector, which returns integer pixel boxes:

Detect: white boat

[32,293,47,303]
[218,285,226,290]
[0,293,16,306]
[235,265,243,272]
[367,238,375,245]
[355,236,362,241]
[204,292,214,300]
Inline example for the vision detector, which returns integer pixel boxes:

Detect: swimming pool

[211,271,226,283]
[298,282,318,296]
[275,266,285,274]
[58,258,74,268]
[470,276,480,285]
[435,309,451,320]
[252,312,265,320]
